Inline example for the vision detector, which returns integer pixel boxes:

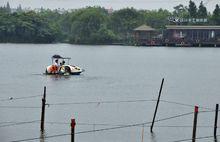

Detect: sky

[0,0,218,12]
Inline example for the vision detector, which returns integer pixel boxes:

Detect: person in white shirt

[54,59,60,73]
[54,59,59,66]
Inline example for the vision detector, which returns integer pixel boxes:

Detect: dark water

[0,44,220,142]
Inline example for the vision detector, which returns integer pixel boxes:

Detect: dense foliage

[188,0,198,18]
[197,1,207,18]
[0,1,220,44]
[69,7,117,44]
[0,11,60,43]
[212,4,220,25]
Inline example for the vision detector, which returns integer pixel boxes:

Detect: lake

[0,44,220,142]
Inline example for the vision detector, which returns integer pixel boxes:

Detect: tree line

[0,1,220,44]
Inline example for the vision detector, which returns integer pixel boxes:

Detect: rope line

[0,95,42,102]
[48,99,157,106]
[2,120,217,128]
[75,112,194,134]
[47,99,215,112]
[160,99,214,111]
[171,135,220,142]
[0,105,41,109]
[0,120,40,128]
[9,111,193,142]
[45,121,218,128]
[154,112,193,123]
[0,98,216,112]
[10,133,70,142]
[0,109,215,129]
[10,131,220,142]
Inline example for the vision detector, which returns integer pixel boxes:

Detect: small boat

[45,55,84,75]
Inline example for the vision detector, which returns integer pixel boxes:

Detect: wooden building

[133,25,160,46]
[164,25,220,47]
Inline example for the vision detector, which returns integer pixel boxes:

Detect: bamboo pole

[41,86,46,132]
[214,104,219,138]
[150,78,164,133]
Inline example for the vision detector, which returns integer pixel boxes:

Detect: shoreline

[1,42,220,48]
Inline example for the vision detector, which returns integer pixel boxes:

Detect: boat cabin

[52,54,71,65]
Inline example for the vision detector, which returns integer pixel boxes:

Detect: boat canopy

[52,54,71,59]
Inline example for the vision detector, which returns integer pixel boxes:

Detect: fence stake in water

[150,78,164,133]
[214,104,219,138]
[192,106,199,142]
[71,118,76,142]
[141,124,144,142]
[41,86,46,132]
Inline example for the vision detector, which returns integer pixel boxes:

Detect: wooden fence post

[71,118,76,142]
[192,106,198,142]
[214,104,219,138]
[41,86,46,132]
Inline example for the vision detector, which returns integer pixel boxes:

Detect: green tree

[39,9,63,41]
[197,1,207,18]
[109,8,144,43]
[212,4,220,25]
[188,0,197,18]
[143,9,171,29]
[69,7,116,44]
[17,4,22,12]
[58,11,73,41]
[6,2,11,13]
[90,25,118,44]
[0,2,11,13]
[173,4,188,17]
[0,10,59,43]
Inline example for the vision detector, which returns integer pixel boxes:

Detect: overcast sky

[0,0,218,12]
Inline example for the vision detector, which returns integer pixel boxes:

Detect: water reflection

[214,138,218,142]
[40,131,46,142]
[46,74,71,81]
[150,132,157,142]
[31,73,72,80]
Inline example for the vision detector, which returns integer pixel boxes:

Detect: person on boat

[54,59,60,73]
[59,60,66,74]
[54,59,59,66]
[60,60,65,66]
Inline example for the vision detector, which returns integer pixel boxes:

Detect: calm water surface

[0,44,220,142]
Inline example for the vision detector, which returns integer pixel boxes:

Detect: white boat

[45,55,84,75]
